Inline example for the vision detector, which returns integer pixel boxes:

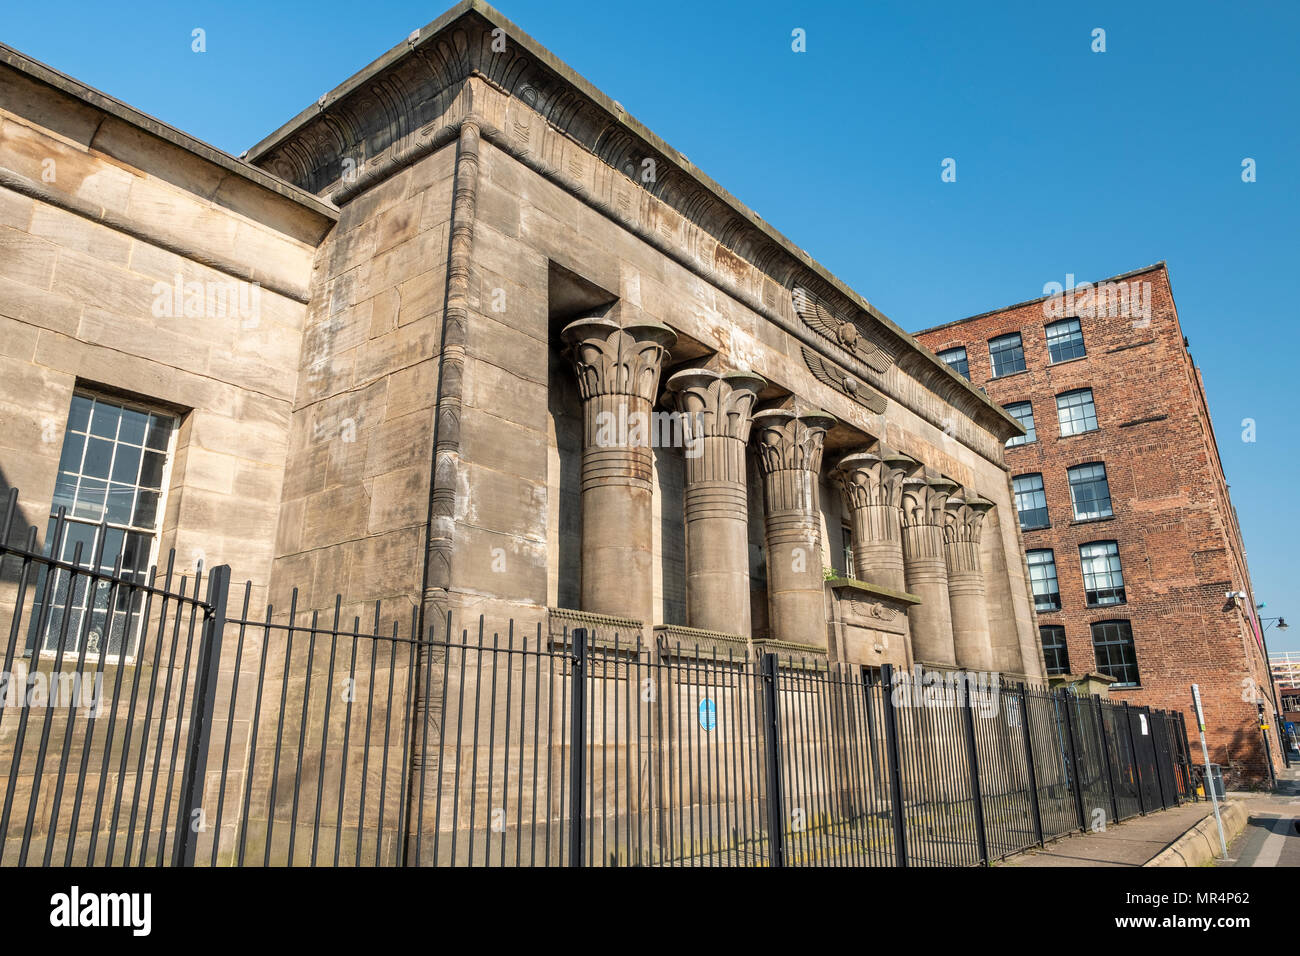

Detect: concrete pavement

[1001,764,1300,867]
[1001,801,1226,867]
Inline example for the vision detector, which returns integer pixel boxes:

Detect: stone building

[0,0,1045,701]
[915,263,1281,785]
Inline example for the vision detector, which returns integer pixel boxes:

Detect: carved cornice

[654,625,750,662]
[562,317,676,403]
[825,576,922,606]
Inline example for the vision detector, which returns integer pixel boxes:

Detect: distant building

[916,264,1282,786]
[1272,651,1300,691]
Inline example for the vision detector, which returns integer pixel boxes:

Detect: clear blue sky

[5,1,1297,651]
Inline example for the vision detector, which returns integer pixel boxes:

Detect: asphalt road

[1217,764,1300,867]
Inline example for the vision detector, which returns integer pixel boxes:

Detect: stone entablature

[244,2,1022,465]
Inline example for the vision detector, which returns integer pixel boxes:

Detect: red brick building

[916,263,1282,787]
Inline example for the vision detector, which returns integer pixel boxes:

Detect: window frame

[1067,461,1113,521]
[1039,625,1070,675]
[1026,548,1061,612]
[988,332,1027,378]
[1004,400,1036,447]
[29,388,179,664]
[1079,540,1126,607]
[937,346,970,381]
[1056,388,1099,437]
[1012,472,1050,530]
[1091,619,1140,687]
[1045,317,1087,363]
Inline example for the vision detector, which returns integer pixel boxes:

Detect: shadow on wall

[1223,723,1272,790]
[0,467,35,585]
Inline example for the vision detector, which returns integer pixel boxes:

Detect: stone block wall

[0,55,330,611]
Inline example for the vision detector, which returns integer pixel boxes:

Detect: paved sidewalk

[1003,764,1300,867]
[1001,802,1219,867]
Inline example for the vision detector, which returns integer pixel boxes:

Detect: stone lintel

[824,576,922,606]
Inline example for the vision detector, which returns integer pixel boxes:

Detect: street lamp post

[1260,613,1291,769]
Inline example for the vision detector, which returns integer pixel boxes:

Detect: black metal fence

[0,494,1196,867]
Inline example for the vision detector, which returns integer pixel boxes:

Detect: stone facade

[915,263,1280,785]
[0,1,1046,696]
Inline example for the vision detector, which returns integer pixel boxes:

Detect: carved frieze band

[792,286,899,376]
[801,347,888,414]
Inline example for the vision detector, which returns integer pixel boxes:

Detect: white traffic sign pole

[1191,684,1229,859]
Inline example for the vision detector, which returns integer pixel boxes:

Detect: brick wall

[916,264,1280,786]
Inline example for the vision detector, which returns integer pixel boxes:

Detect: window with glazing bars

[1080,540,1126,606]
[1027,549,1061,611]
[1057,388,1099,436]
[1040,625,1070,675]
[988,332,1026,377]
[1068,462,1112,520]
[1046,318,1086,362]
[938,346,970,380]
[1091,620,1139,686]
[1012,473,1049,529]
[28,392,176,660]
[1005,401,1036,447]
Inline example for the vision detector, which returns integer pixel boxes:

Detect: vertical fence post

[1177,711,1198,802]
[568,628,588,867]
[1159,712,1180,806]
[1016,684,1044,847]
[959,674,989,865]
[879,663,908,867]
[1093,698,1120,824]
[759,652,786,868]
[1123,701,1147,815]
[172,564,230,867]
[1059,690,1087,831]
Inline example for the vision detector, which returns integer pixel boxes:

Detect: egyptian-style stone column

[900,472,959,666]
[834,447,915,592]
[666,368,766,636]
[563,316,676,627]
[944,493,996,672]
[751,408,837,650]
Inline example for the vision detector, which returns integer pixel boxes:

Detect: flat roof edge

[0,43,339,222]
[914,262,1168,337]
